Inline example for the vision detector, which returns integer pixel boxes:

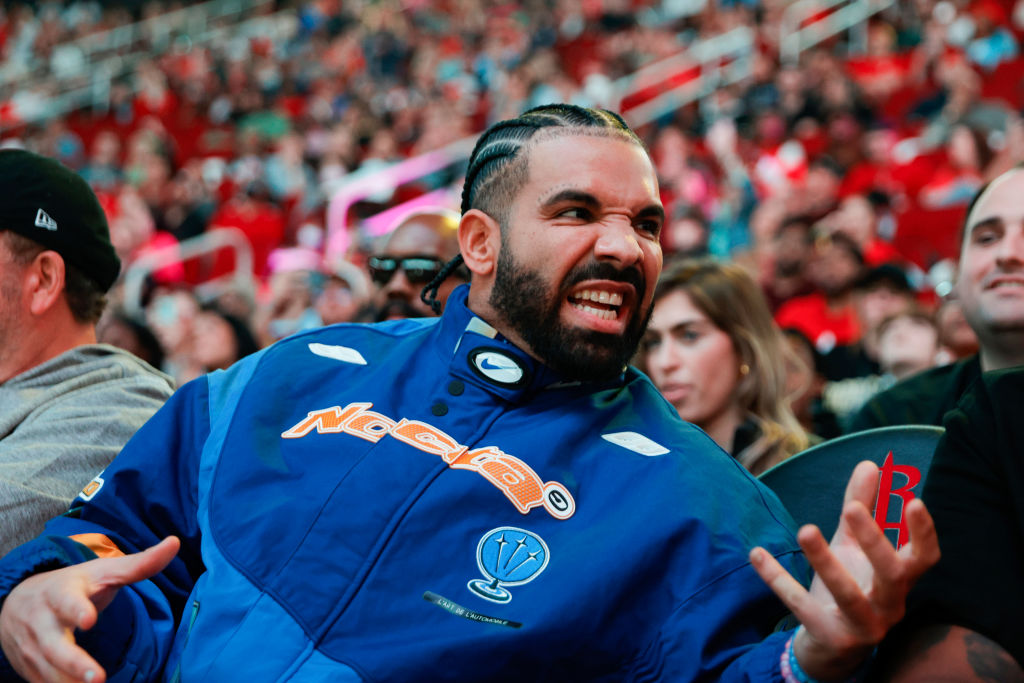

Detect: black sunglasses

[368,255,445,286]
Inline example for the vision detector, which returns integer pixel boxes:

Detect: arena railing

[121,227,255,319]
[0,0,289,129]
[324,135,478,262]
[123,6,899,294]
[611,26,754,127]
[343,1,896,249]
[780,0,896,65]
[0,0,273,88]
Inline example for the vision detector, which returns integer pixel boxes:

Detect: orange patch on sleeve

[68,533,126,560]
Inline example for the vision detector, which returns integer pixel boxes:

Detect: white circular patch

[472,350,525,385]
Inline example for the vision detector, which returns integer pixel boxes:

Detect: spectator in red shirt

[207,183,286,279]
[775,232,866,353]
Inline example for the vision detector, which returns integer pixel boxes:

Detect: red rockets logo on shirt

[282,402,576,520]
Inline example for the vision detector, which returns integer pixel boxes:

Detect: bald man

[368,209,467,320]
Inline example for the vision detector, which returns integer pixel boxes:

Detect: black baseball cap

[0,149,120,291]
[855,263,912,293]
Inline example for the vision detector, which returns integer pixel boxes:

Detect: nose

[594,217,643,267]
[648,338,681,376]
[382,269,415,300]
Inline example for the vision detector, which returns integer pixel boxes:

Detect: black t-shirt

[846,356,982,433]
[902,366,1024,666]
[821,343,879,382]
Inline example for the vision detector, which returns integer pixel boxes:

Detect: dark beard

[489,245,652,381]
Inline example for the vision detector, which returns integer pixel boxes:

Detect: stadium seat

[758,425,944,548]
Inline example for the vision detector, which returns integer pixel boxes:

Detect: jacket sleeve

[0,377,210,682]
[0,367,173,555]
[633,549,804,682]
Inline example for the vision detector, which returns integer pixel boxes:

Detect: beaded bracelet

[780,630,868,683]
[780,633,820,683]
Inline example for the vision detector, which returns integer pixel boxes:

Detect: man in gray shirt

[0,149,174,555]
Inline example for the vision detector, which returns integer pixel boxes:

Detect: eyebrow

[669,319,710,331]
[540,189,665,222]
[637,204,667,223]
[541,189,600,210]
[647,318,711,335]
[968,216,1003,235]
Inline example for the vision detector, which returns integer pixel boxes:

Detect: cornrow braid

[423,104,643,314]
[459,103,642,218]
[420,254,467,314]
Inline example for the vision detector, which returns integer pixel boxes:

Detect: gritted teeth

[568,288,624,321]
[570,289,624,306]
[571,302,618,320]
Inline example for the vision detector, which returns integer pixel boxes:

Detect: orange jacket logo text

[282,403,575,520]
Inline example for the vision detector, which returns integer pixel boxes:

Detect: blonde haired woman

[639,258,809,475]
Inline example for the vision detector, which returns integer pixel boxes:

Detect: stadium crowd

[2,0,1024,678]
[1,0,1021,433]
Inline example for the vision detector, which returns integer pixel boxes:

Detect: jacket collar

[435,284,624,403]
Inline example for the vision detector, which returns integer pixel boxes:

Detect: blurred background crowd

[3,0,1022,450]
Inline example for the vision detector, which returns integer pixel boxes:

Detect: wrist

[788,627,872,682]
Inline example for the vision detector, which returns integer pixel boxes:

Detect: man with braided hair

[0,105,936,682]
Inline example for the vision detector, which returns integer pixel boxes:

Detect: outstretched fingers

[838,488,939,618]
[8,591,106,683]
[82,537,180,613]
[830,502,909,632]
[843,461,882,514]
[16,650,92,683]
[89,537,180,587]
[752,464,942,678]
[900,498,941,575]
[33,615,106,683]
[0,538,179,683]
[800,521,882,636]
[749,546,821,627]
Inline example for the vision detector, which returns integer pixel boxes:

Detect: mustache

[375,298,426,321]
[563,261,645,294]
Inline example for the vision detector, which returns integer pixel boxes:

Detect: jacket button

[447,380,465,396]
[431,402,449,417]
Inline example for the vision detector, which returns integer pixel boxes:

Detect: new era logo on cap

[34,208,57,231]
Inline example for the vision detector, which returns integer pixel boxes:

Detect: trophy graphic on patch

[468,527,550,604]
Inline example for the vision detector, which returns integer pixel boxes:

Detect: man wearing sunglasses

[369,208,467,321]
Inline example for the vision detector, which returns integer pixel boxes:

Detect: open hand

[0,537,180,683]
[750,461,940,679]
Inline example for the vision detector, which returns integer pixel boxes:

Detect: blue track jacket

[0,285,806,682]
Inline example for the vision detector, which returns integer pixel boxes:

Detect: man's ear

[26,251,66,316]
[459,209,501,277]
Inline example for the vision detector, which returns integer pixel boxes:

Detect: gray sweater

[0,344,174,555]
